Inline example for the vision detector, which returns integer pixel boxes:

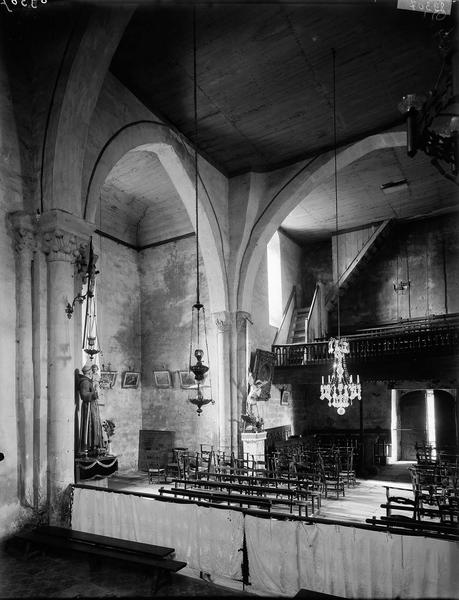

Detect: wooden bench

[366,516,459,540]
[159,486,275,511]
[194,472,322,511]
[172,478,315,515]
[7,525,186,594]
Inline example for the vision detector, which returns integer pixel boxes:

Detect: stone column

[235,311,251,456]
[10,212,36,506]
[214,311,233,452]
[39,211,93,522]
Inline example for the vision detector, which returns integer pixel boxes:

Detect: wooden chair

[437,495,459,525]
[339,447,356,488]
[318,453,345,499]
[148,451,166,483]
[165,448,188,481]
[382,486,420,521]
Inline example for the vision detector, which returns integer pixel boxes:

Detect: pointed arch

[237,131,407,312]
[85,121,228,313]
[42,7,134,214]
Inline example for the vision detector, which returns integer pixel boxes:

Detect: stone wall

[0,44,29,538]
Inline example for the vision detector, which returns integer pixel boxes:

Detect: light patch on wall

[267,231,282,327]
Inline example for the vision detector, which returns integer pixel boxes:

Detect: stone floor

[0,546,254,598]
[0,463,413,599]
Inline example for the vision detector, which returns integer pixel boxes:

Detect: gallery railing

[273,313,459,367]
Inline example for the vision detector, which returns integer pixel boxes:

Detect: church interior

[0,0,458,597]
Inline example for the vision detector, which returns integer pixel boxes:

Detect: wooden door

[400,391,426,460]
[435,390,457,451]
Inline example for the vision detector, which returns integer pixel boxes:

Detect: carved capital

[41,229,81,262]
[9,212,37,255]
[214,310,233,333]
[38,210,95,263]
[236,311,252,332]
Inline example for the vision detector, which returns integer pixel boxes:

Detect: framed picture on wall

[178,371,196,388]
[121,371,140,389]
[99,371,118,389]
[153,370,172,388]
[280,390,290,406]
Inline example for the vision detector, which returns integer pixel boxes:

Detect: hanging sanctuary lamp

[319,49,361,416]
[66,236,101,362]
[188,6,213,416]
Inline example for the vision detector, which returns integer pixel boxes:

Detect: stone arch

[237,131,407,312]
[85,121,228,313]
[42,7,134,215]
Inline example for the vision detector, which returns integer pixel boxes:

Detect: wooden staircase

[325,219,393,310]
[288,307,310,344]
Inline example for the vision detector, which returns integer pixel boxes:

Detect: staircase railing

[273,313,459,367]
[273,286,296,346]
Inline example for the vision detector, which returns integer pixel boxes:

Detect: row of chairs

[379,443,459,531]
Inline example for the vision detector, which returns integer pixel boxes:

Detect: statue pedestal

[241,431,267,466]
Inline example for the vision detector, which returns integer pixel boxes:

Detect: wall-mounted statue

[75,361,104,456]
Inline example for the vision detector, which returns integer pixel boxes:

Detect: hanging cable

[332,47,340,338]
[193,5,200,307]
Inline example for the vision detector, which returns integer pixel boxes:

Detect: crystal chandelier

[188,6,213,415]
[320,49,361,415]
[320,338,361,415]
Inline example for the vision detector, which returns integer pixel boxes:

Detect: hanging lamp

[319,49,361,416]
[188,6,213,415]
[66,236,101,362]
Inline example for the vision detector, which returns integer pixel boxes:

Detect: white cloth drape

[245,516,459,598]
[72,487,459,598]
[72,487,243,580]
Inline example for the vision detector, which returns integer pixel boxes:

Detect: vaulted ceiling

[102,0,457,247]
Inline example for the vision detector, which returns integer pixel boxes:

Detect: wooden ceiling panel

[100,150,192,247]
[111,3,447,175]
[282,147,459,243]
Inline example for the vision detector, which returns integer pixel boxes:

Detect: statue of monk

[76,361,104,456]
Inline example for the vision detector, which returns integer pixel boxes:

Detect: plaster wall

[0,44,27,538]
[95,237,142,471]
[139,237,218,452]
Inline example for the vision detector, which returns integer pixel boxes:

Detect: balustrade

[273,315,459,367]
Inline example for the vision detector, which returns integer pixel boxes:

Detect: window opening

[267,231,282,327]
